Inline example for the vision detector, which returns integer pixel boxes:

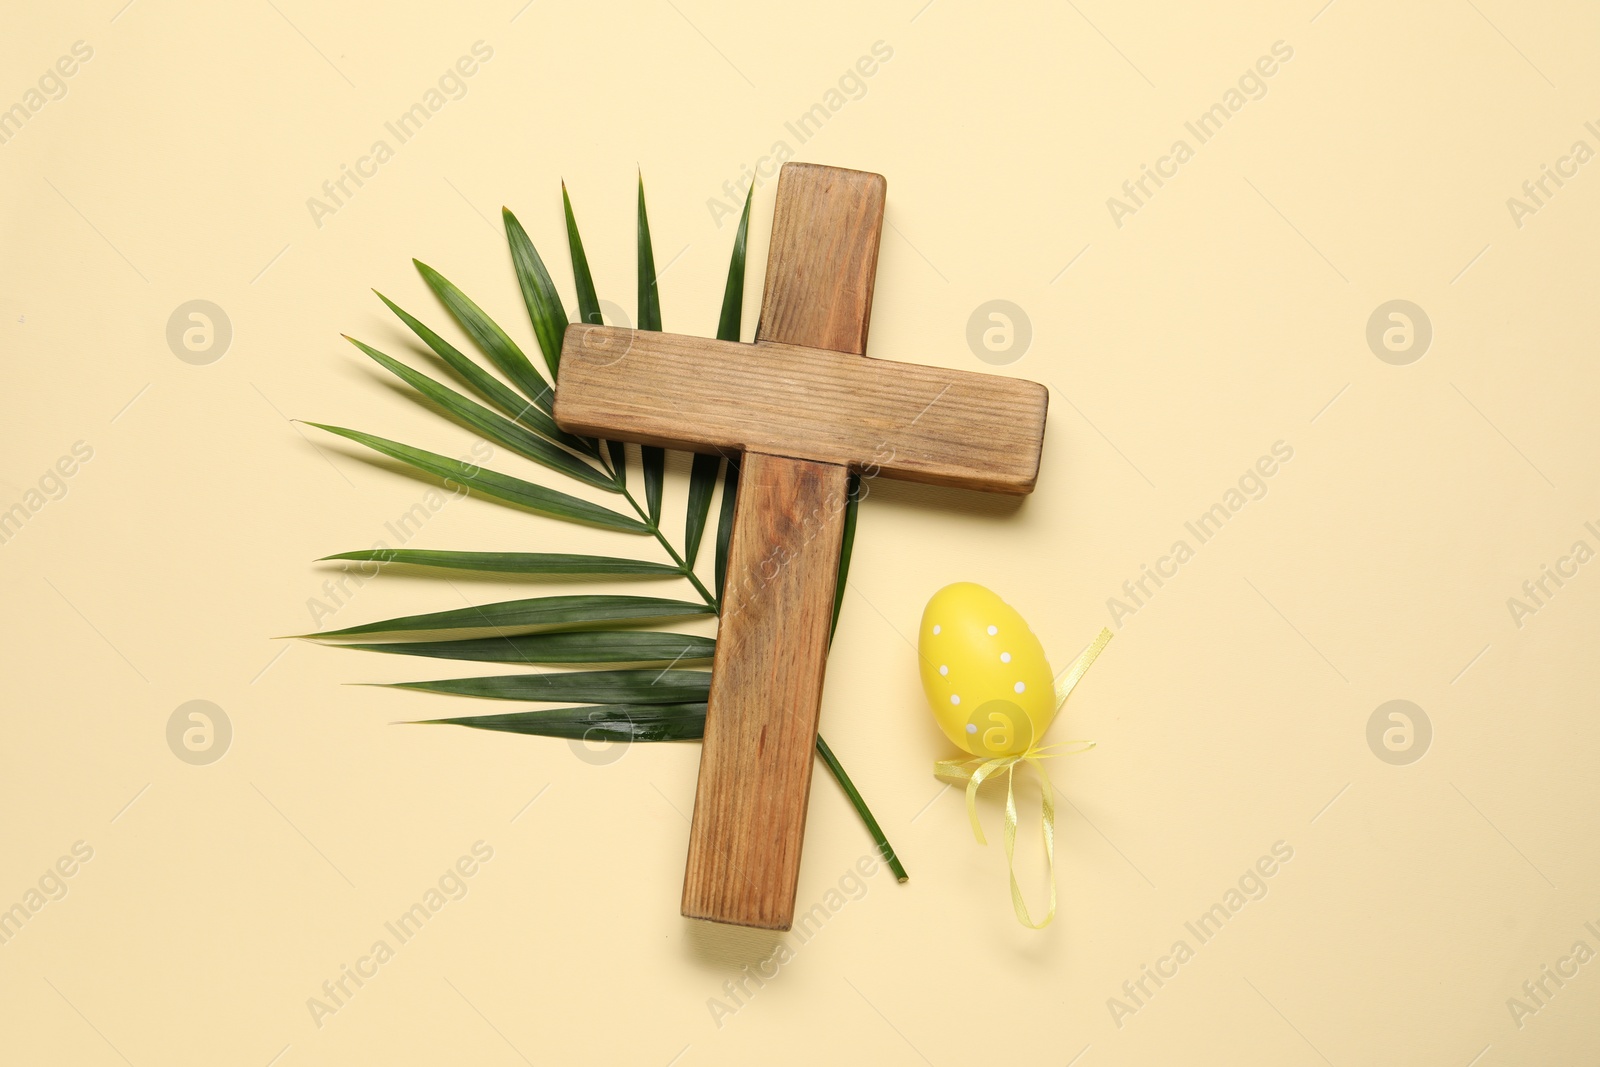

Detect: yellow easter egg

[918,583,1056,757]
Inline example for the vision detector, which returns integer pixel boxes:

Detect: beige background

[2,0,1597,1063]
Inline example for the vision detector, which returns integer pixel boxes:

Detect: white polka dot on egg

[938,665,948,676]
[1014,682,1026,693]
[966,723,977,734]
[987,625,998,635]
[1000,652,1011,663]
[932,625,941,635]
[950,694,961,705]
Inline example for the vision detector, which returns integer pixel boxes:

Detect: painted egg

[919,583,1055,758]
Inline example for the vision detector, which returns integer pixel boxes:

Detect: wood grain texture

[756,162,886,354]
[551,161,1052,929]
[680,163,888,930]
[680,452,849,929]
[555,327,1048,493]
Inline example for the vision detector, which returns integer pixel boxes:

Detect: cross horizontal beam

[554,326,1049,493]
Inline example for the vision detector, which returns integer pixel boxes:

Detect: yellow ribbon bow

[934,628,1112,929]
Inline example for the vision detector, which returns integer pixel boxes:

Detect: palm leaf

[717,185,753,342]
[374,291,592,455]
[306,424,644,532]
[635,174,663,333]
[684,186,752,574]
[416,703,709,742]
[301,177,905,882]
[816,732,907,881]
[562,183,602,326]
[414,260,553,414]
[831,471,861,638]
[345,336,614,492]
[683,454,720,571]
[561,184,627,484]
[382,668,710,704]
[319,549,679,578]
[714,456,739,602]
[501,207,568,378]
[340,631,714,666]
[302,593,714,641]
[609,441,628,489]
[636,172,665,524]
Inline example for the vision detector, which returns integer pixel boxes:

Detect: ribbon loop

[932,628,1112,929]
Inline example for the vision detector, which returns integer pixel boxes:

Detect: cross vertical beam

[679,164,886,929]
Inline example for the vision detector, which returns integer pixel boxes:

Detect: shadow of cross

[553,162,1050,930]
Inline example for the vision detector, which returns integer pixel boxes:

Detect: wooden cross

[553,162,1049,929]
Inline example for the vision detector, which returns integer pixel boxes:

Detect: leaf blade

[345,336,613,492]
[831,471,861,638]
[375,290,594,456]
[501,206,568,378]
[305,424,646,532]
[714,456,740,603]
[414,259,553,413]
[637,172,665,523]
[608,440,627,491]
[341,631,715,666]
[319,549,680,578]
[416,703,708,742]
[635,172,662,333]
[302,593,715,641]
[384,668,710,705]
[716,184,754,343]
[693,186,753,588]
[561,184,623,488]
[683,454,720,570]
[562,182,601,326]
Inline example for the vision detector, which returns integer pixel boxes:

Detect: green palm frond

[302,593,712,641]
[319,549,681,578]
[419,704,709,743]
[373,290,593,455]
[560,183,626,482]
[304,424,643,531]
[344,336,615,491]
[298,175,905,882]
[561,182,602,326]
[415,260,552,413]
[833,473,861,638]
[713,456,739,603]
[339,631,715,666]
[637,173,666,524]
[501,207,567,377]
[378,668,710,705]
